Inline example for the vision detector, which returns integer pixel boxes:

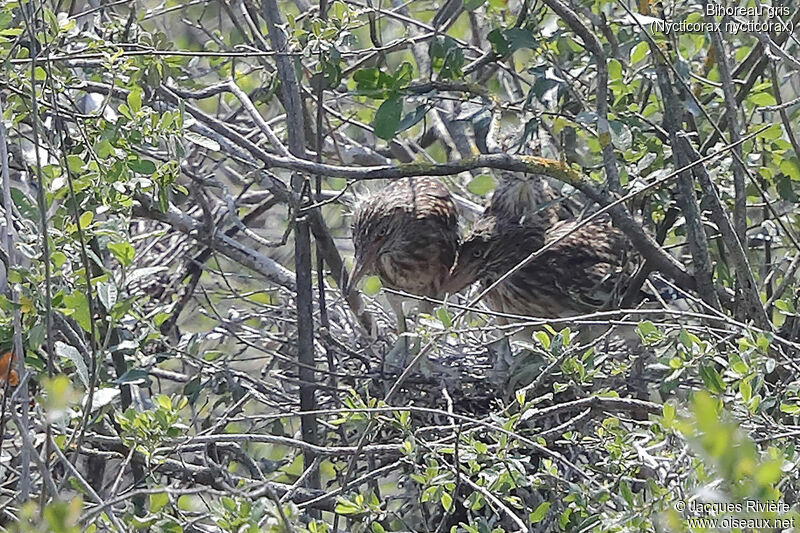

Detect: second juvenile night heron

[347,177,459,364]
[446,164,638,322]
[445,212,635,321]
[485,169,575,226]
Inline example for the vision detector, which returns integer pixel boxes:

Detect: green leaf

[488,28,537,56]
[55,340,89,388]
[149,491,168,513]
[487,29,510,56]
[97,282,118,311]
[78,211,93,229]
[334,498,362,515]
[757,123,783,141]
[373,94,403,140]
[364,275,382,296]
[354,68,393,94]
[128,159,157,175]
[62,292,92,334]
[354,68,381,89]
[529,502,550,523]
[780,159,800,180]
[662,402,675,425]
[620,481,634,505]
[608,59,623,82]
[392,61,413,88]
[95,139,114,159]
[463,0,486,10]
[429,36,464,79]
[534,330,550,349]
[396,105,428,134]
[441,491,453,511]
[750,92,776,106]
[699,365,726,394]
[184,131,220,152]
[637,320,662,344]
[467,174,494,196]
[516,389,525,405]
[116,369,151,386]
[127,88,142,114]
[503,28,537,52]
[436,307,451,328]
[107,241,135,267]
[630,41,648,64]
[158,185,169,212]
[66,154,83,173]
[739,379,752,402]
[52,251,67,268]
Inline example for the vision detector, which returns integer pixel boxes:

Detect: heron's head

[445,217,504,294]
[446,216,547,294]
[346,198,403,293]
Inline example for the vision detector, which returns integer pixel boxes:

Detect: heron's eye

[377,227,388,237]
[472,248,483,258]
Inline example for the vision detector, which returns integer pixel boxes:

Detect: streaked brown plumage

[447,166,636,320]
[348,177,459,304]
[485,170,575,226]
[446,213,635,318]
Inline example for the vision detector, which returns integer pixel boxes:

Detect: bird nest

[313,292,656,421]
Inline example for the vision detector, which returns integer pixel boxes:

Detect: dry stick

[42,53,103,463]
[769,65,800,159]
[279,456,323,504]
[7,48,336,64]
[652,53,720,309]
[677,132,771,329]
[6,379,58,498]
[97,432,401,457]
[0,96,28,497]
[156,80,376,331]
[78,446,335,511]
[296,461,400,510]
[227,80,291,158]
[48,437,126,531]
[133,198,297,289]
[619,0,794,325]
[18,2,53,502]
[81,487,210,525]
[537,0,621,192]
[704,3,747,244]
[258,0,321,498]
[751,29,800,71]
[433,423,462,533]
[289,401,661,503]
[764,252,800,311]
[313,0,341,481]
[459,474,527,533]
[159,196,281,335]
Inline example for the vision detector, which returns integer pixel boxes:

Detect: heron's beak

[444,258,475,294]
[346,250,370,295]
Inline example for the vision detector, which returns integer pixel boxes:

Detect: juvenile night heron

[485,170,575,226]
[445,213,635,321]
[347,177,459,363]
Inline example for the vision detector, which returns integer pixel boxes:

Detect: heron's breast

[376,239,456,297]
